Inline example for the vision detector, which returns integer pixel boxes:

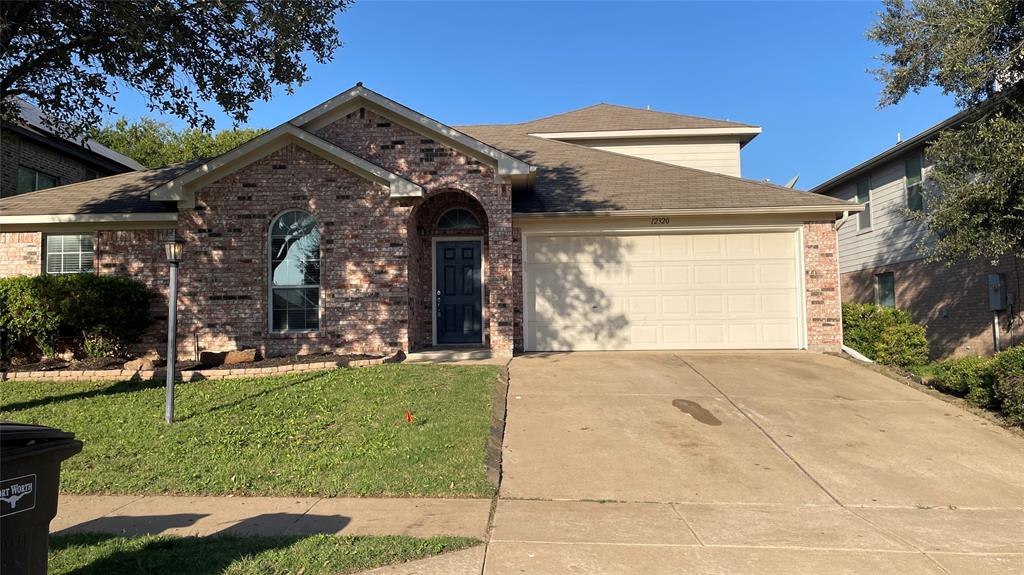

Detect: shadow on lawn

[1,371,325,416]
[1,377,165,412]
[51,513,354,575]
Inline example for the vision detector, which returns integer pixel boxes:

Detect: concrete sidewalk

[51,494,491,540]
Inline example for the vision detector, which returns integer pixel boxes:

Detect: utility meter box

[988,273,1007,311]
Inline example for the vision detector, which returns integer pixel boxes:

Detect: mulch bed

[2,357,127,373]
[2,352,381,374]
[175,352,377,372]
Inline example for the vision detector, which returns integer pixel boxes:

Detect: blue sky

[111,1,957,189]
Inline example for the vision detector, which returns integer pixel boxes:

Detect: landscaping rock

[199,348,260,366]
[123,357,163,371]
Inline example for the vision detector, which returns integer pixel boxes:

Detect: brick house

[1,99,144,199]
[811,110,1024,358]
[0,84,858,359]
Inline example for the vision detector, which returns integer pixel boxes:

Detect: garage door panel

[525,231,801,350]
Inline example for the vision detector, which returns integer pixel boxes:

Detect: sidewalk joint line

[673,354,845,506]
[668,503,705,547]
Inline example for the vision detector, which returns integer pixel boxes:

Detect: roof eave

[512,204,863,218]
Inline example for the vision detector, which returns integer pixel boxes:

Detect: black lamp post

[163,231,185,425]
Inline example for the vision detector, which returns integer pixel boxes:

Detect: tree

[0,0,350,139]
[868,0,1024,264]
[91,118,266,169]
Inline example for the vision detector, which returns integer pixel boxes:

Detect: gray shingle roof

[2,111,853,219]
[518,103,757,133]
[457,124,853,213]
[0,161,199,216]
[14,99,146,171]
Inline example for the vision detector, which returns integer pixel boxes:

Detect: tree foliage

[0,0,350,139]
[91,118,266,169]
[868,0,1024,263]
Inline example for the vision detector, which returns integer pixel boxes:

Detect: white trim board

[529,126,763,141]
[152,124,423,208]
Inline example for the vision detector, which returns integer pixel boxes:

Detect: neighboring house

[0,84,857,358]
[810,111,1023,358]
[1,99,144,200]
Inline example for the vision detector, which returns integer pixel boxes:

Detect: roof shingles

[2,103,853,219]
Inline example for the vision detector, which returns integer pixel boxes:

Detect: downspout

[832,211,869,361]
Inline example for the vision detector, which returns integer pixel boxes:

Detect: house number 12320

[651,217,670,225]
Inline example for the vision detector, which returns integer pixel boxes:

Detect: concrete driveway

[485,352,1024,574]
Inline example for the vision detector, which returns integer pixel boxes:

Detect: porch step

[403,349,501,364]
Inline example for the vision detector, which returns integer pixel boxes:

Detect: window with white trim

[905,154,924,212]
[856,178,871,230]
[45,234,95,274]
[270,211,320,332]
[875,272,895,308]
[437,208,481,230]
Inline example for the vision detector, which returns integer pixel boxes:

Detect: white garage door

[524,231,802,351]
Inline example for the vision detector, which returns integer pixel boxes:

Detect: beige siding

[571,136,742,176]
[828,154,930,274]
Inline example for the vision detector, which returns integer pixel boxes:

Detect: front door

[435,240,482,344]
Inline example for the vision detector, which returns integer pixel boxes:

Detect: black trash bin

[1,422,83,575]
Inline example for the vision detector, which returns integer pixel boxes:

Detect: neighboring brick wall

[841,254,1024,359]
[0,131,114,198]
[0,232,42,276]
[803,221,842,353]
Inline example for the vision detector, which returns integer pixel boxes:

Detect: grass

[49,533,479,575]
[0,364,499,497]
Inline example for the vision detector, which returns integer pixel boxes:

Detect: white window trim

[267,210,322,334]
[856,177,872,233]
[43,233,95,275]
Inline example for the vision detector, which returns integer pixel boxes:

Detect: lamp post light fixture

[163,231,186,424]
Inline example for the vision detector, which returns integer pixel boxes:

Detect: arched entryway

[407,190,490,350]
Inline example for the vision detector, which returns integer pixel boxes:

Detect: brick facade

[0,231,41,276]
[0,106,848,359]
[1,131,116,198]
[803,221,843,353]
[841,254,1024,359]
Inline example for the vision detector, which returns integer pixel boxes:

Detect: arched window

[270,210,320,332]
[436,208,481,230]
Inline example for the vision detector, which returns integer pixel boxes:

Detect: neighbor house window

[45,234,94,274]
[856,178,871,230]
[875,272,895,308]
[437,208,481,230]
[270,210,320,332]
[17,166,58,194]
[905,154,924,212]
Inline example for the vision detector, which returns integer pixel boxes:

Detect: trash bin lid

[0,421,76,448]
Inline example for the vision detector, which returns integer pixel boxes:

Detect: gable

[151,124,422,208]
[289,84,532,181]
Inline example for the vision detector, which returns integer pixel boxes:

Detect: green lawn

[49,533,479,575]
[0,365,499,497]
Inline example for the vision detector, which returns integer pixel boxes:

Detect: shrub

[872,323,929,368]
[992,346,1024,424]
[0,274,152,360]
[994,375,1024,425]
[842,303,928,364]
[930,355,996,406]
